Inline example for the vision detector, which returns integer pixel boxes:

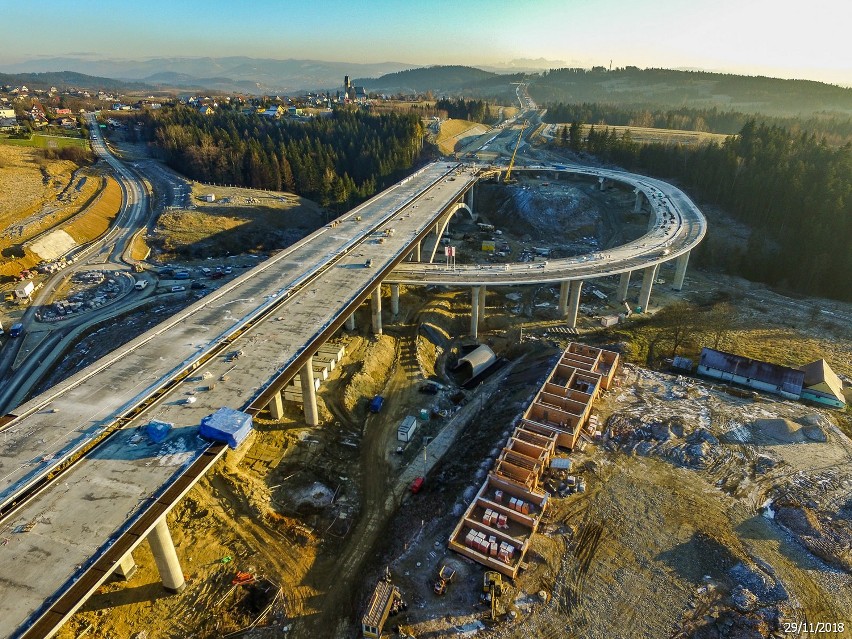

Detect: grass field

[0,134,90,149]
[550,123,730,146]
[0,176,121,278]
[63,176,121,243]
[436,118,491,155]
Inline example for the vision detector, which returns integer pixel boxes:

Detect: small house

[799,359,846,409]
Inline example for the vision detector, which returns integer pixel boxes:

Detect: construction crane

[504,121,528,183]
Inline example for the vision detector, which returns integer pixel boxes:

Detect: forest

[529,67,852,117]
[435,98,494,124]
[544,102,852,144]
[555,122,851,301]
[131,106,425,209]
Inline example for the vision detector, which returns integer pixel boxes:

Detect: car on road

[365,258,373,268]
[171,285,186,292]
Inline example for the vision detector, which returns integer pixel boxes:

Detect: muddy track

[291,325,421,637]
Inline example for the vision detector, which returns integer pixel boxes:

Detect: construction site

[5,139,849,639]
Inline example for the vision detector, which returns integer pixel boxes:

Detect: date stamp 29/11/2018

[782,621,846,635]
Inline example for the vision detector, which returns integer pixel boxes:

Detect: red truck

[410,477,424,494]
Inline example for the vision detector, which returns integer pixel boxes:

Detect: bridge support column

[300,357,319,425]
[391,284,400,316]
[409,241,422,262]
[114,551,137,581]
[148,517,185,593]
[558,281,570,316]
[638,264,658,313]
[598,177,606,191]
[345,312,356,331]
[633,189,643,213]
[268,391,284,420]
[479,285,486,321]
[466,186,474,217]
[617,271,631,302]
[567,281,583,329]
[672,250,690,291]
[371,287,382,335]
[470,286,481,339]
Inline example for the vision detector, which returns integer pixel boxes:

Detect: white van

[134,280,148,290]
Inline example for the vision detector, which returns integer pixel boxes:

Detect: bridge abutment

[147,518,185,594]
[638,264,658,312]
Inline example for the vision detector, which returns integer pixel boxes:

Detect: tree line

[556,121,851,301]
[544,102,852,143]
[130,106,425,210]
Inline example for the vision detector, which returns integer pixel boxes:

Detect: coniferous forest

[134,107,425,209]
[558,121,851,301]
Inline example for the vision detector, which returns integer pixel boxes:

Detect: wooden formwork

[446,343,620,578]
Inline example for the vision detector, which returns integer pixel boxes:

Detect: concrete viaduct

[0,157,704,638]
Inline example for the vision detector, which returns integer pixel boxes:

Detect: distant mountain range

[2,58,849,118]
[0,57,416,93]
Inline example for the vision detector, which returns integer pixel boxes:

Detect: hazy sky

[1,0,850,84]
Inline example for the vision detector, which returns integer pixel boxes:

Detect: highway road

[388,163,705,285]
[0,116,154,413]
[0,161,478,639]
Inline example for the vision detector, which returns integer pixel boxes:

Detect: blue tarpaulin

[146,420,173,444]
[199,407,253,449]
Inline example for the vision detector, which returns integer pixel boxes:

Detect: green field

[0,134,90,149]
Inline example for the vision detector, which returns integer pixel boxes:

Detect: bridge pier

[300,357,319,425]
[633,189,643,213]
[268,390,284,420]
[617,271,631,302]
[558,281,569,316]
[148,517,185,593]
[466,186,474,217]
[113,551,137,581]
[567,281,583,328]
[638,264,658,312]
[598,177,606,191]
[478,285,486,321]
[371,287,382,335]
[345,312,356,331]
[672,250,690,290]
[391,284,400,316]
[409,241,421,262]
[470,286,481,339]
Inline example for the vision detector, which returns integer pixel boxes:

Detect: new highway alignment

[0,149,705,638]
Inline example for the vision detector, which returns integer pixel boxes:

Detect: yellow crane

[504,121,528,183]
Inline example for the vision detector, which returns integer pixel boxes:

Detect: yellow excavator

[503,121,528,183]
[483,571,504,620]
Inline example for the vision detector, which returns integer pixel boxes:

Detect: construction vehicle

[483,571,504,620]
[433,564,456,595]
[503,121,528,183]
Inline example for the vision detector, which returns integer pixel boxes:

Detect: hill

[0,70,151,92]
[529,67,852,117]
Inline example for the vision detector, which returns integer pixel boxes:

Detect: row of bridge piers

[115,175,692,596]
